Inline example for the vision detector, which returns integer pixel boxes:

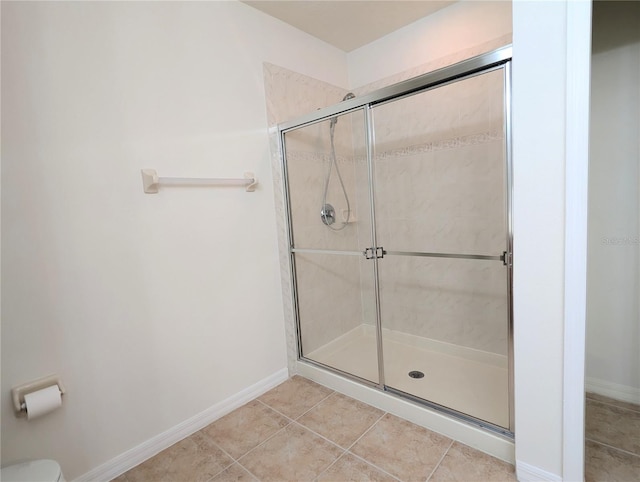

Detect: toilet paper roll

[24,385,62,420]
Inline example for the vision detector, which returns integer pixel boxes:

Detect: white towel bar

[141,169,257,193]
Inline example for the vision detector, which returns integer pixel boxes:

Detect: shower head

[330,93,356,128]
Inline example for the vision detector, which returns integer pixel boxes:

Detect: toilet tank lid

[1,459,61,481]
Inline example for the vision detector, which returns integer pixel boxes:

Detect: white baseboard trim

[73,368,289,482]
[516,461,563,482]
[586,377,640,405]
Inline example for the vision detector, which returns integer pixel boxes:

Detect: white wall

[586,0,640,402]
[512,1,566,476]
[512,1,589,480]
[0,1,347,479]
[347,1,512,88]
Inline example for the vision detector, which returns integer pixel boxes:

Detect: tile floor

[585,392,640,482]
[115,376,516,482]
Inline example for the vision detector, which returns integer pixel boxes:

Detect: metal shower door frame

[278,45,514,437]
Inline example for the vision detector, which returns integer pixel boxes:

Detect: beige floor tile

[298,392,384,448]
[586,399,640,455]
[317,453,398,482]
[586,393,640,413]
[429,442,516,481]
[585,440,640,482]
[125,432,233,482]
[123,451,170,482]
[238,422,343,481]
[258,375,334,419]
[210,463,258,482]
[201,400,289,459]
[351,413,452,482]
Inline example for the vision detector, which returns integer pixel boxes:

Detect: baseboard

[516,461,563,482]
[586,376,640,405]
[73,368,289,482]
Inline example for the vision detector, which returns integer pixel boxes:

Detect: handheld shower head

[323,92,355,231]
[330,92,356,128]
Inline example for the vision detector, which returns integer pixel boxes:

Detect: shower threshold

[306,324,509,429]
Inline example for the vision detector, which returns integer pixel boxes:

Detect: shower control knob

[320,203,336,226]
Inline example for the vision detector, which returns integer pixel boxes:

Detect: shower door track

[279,45,514,439]
[279,46,512,132]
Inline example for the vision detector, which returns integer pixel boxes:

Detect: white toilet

[0,459,65,482]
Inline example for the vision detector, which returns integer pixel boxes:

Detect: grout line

[256,386,336,422]
[346,451,404,482]
[231,384,342,478]
[232,417,348,481]
[340,412,406,482]
[230,402,300,467]
[203,463,239,482]
[312,451,348,482]
[256,398,296,424]
[198,432,240,482]
[233,462,262,482]
[287,404,407,482]
[289,419,348,455]
[242,403,394,481]
[233,426,292,481]
[204,458,236,481]
[293,390,337,420]
[284,402,401,481]
[207,435,238,463]
[425,439,455,482]
[232,402,352,475]
[344,411,387,452]
[236,463,260,482]
[234,417,295,464]
[586,438,640,459]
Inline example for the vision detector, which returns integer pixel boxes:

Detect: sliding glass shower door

[280,47,513,434]
[283,109,380,385]
[371,68,511,429]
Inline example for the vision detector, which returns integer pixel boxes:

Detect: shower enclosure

[279,47,513,435]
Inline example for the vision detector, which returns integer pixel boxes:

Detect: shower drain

[408,370,425,379]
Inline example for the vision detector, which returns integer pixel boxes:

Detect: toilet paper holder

[11,374,66,417]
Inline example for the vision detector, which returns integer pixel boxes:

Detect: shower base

[306,324,509,429]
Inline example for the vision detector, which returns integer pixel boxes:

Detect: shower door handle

[364,247,385,259]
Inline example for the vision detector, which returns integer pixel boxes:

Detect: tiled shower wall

[264,36,512,371]
[263,64,363,357]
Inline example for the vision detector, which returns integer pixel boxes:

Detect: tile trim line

[516,461,563,482]
[72,368,289,482]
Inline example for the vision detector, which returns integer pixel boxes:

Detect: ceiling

[241,1,456,52]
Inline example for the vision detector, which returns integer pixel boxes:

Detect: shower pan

[279,47,513,436]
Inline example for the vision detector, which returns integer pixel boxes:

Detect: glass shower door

[283,109,380,384]
[371,68,512,429]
